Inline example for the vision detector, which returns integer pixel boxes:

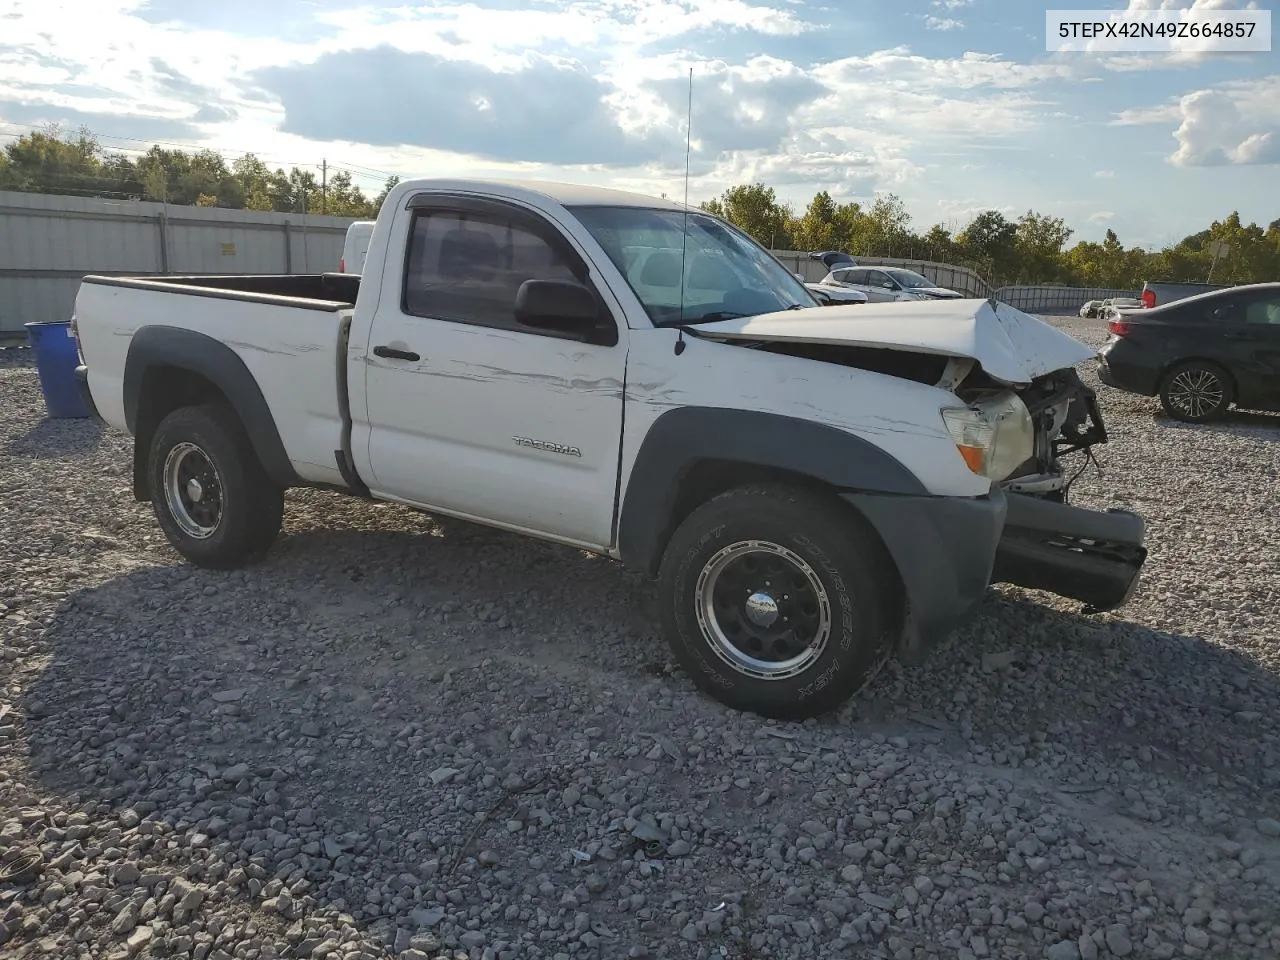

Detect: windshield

[883,268,934,289]
[569,205,816,325]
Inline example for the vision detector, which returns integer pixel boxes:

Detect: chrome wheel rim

[163,442,223,539]
[694,540,832,680]
[1168,369,1224,419]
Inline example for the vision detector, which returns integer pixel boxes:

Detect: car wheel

[1158,361,1232,423]
[147,402,285,568]
[656,483,898,720]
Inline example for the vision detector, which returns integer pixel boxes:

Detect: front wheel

[656,484,898,720]
[1159,361,1231,423]
[147,402,284,569]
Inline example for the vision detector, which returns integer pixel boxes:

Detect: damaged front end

[693,299,1148,615]
[950,363,1147,613]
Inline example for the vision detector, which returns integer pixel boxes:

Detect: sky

[0,0,1276,249]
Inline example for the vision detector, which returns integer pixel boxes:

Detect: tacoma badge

[512,436,582,457]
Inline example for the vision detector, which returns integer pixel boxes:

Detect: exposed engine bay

[749,339,1108,503]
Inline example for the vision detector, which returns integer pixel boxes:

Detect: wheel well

[1160,357,1237,401]
[132,365,229,500]
[651,459,906,632]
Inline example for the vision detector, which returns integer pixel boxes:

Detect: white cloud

[1094,170,1116,178]
[933,0,973,8]
[1088,211,1116,222]
[818,48,1074,90]
[807,49,1072,139]
[924,16,964,31]
[1112,76,1280,166]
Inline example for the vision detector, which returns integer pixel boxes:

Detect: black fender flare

[615,406,930,574]
[124,325,300,495]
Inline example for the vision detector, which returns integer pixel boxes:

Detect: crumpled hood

[693,297,1095,384]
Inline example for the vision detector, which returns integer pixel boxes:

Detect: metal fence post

[157,210,170,275]
[284,221,293,273]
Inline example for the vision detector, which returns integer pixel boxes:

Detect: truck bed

[82,272,361,309]
[74,273,356,488]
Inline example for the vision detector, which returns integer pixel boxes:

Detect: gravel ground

[1,314,1278,960]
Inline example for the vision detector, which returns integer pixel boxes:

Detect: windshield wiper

[687,311,748,322]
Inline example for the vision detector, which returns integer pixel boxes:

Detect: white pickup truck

[70,178,1147,719]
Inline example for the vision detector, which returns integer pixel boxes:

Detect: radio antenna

[675,65,693,352]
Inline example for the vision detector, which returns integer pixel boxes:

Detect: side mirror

[514,279,612,343]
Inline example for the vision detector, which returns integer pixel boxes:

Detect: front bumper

[843,485,1146,660]
[991,493,1146,613]
[842,486,1007,658]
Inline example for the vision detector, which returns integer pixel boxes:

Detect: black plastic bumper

[991,493,1147,613]
[74,364,104,423]
[841,486,1008,658]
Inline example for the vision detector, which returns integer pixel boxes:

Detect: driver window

[402,209,579,331]
[873,271,895,289]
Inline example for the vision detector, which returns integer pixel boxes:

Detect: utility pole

[321,159,327,215]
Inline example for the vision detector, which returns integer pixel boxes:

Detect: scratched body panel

[351,313,627,547]
[617,326,991,509]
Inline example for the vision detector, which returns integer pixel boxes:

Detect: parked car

[1140,280,1229,309]
[820,265,963,302]
[340,220,374,273]
[1079,300,1103,318]
[69,177,1147,720]
[1097,282,1280,422]
[1102,297,1141,311]
[804,277,869,305]
[809,250,857,270]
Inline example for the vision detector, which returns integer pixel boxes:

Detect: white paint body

[340,220,374,274]
[73,281,353,488]
[74,177,1099,557]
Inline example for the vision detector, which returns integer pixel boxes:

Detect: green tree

[372,175,400,213]
[921,224,957,263]
[0,124,104,195]
[958,210,1018,280]
[699,182,794,248]
[791,190,839,251]
[1013,211,1073,283]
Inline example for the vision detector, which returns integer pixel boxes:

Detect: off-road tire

[1158,360,1232,423]
[656,483,898,720]
[147,402,284,569]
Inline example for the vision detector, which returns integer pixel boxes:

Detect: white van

[339,220,375,274]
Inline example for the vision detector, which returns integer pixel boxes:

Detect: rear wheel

[656,483,898,720]
[147,403,284,568]
[1159,361,1231,423]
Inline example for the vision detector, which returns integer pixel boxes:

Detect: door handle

[373,345,420,361]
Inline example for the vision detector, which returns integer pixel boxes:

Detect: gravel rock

[1,321,1279,960]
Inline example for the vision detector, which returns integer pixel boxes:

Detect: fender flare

[124,325,300,494]
[616,406,929,574]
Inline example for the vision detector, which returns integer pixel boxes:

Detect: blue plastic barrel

[25,320,91,418]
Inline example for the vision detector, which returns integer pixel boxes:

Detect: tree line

[701,183,1280,290]
[0,125,397,218]
[2,125,1277,288]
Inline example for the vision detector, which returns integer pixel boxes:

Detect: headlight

[941,391,1035,480]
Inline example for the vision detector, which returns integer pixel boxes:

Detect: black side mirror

[514,279,615,345]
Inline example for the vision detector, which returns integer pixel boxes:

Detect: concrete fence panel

[0,190,356,337]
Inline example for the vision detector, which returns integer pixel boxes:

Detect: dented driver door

[359,194,627,548]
